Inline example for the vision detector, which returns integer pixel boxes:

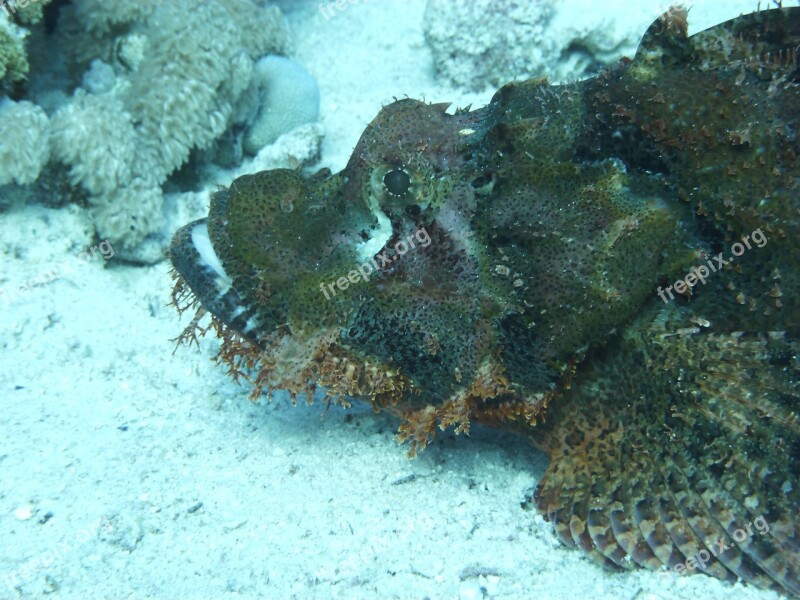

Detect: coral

[53,0,159,69]
[423,0,557,90]
[10,0,55,25]
[50,91,138,198]
[0,97,49,186]
[548,13,640,82]
[0,0,56,94]
[47,0,292,262]
[239,123,324,177]
[49,88,164,256]
[81,60,116,95]
[0,12,29,94]
[241,55,320,155]
[423,0,645,90]
[170,6,800,596]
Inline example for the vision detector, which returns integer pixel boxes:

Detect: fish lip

[189,220,231,286]
[170,220,232,314]
[170,219,229,290]
[171,220,267,340]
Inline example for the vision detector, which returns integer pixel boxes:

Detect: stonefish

[170,7,800,595]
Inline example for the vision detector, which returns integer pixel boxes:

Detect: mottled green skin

[202,91,691,404]
[171,8,800,595]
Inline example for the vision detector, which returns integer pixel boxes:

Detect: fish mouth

[170,219,262,338]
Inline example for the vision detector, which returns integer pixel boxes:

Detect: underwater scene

[1,0,799,598]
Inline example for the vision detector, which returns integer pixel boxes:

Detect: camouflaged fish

[170,7,800,595]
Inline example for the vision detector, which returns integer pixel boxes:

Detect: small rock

[391,473,417,485]
[14,504,36,521]
[458,581,483,600]
[43,574,60,594]
[98,512,143,552]
[223,519,248,533]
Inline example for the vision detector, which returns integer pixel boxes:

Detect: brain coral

[242,55,320,156]
[48,0,292,262]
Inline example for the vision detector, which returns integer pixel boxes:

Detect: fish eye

[383,168,411,197]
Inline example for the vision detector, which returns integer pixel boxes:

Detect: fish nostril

[471,172,494,190]
[405,204,421,218]
[383,168,411,197]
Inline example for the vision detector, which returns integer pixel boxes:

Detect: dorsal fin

[689,6,800,71]
[634,6,691,66]
[635,6,800,71]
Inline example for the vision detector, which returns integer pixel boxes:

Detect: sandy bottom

[0,1,790,598]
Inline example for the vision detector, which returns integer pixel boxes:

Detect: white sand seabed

[0,1,791,598]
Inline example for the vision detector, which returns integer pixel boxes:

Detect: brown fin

[635,6,800,70]
[533,395,634,570]
[662,329,800,592]
[634,6,691,66]
[532,314,800,595]
[687,5,800,70]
